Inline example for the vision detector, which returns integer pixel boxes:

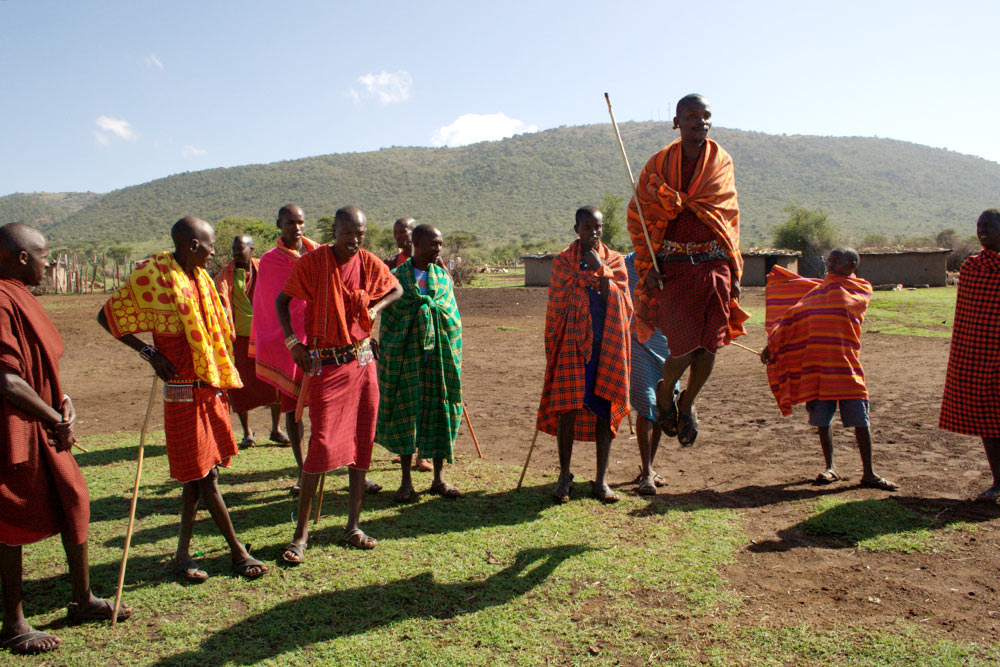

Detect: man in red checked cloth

[537,206,632,504]
[1,224,130,656]
[98,216,268,582]
[276,205,401,562]
[627,93,749,448]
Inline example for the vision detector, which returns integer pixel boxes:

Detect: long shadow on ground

[151,544,589,666]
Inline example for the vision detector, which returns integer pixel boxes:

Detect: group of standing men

[0,203,467,654]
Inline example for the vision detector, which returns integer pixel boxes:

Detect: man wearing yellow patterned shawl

[98,217,268,581]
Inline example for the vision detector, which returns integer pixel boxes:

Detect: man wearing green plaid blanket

[375,224,464,502]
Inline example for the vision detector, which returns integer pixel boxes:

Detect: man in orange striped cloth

[939,209,1000,502]
[276,205,401,561]
[537,206,631,504]
[627,93,749,447]
[250,204,319,495]
[760,247,896,490]
[214,234,283,449]
[1,224,130,656]
[99,216,269,581]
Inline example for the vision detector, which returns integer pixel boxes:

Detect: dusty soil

[46,287,1000,644]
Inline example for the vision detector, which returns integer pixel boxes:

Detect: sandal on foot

[364,478,382,494]
[393,486,416,503]
[653,472,667,487]
[815,471,840,485]
[232,554,268,579]
[551,475,574,503]
[269,430,290,445]
[590,482,620,504]
[239,436,255,449]
[342,528,377,550]
[171,558,209,582]
[860,476,898,491]
[2,630,61,655]
[976,487,1000,503]
[289,484,301,497]
[429,481,462,498]
[636,478,657,496]
[676,392,698,447]
[656,380,680,437]
[66,598,132,625]
[281,543,306,565]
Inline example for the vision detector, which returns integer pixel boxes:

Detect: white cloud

[94,116,137,145]
[145,53,164,70]
[431,112,538,147]
[346,88,361,105]
[181,145,207,158]
[353,70,412,104]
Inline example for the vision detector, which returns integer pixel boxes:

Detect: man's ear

[18,249,29,266]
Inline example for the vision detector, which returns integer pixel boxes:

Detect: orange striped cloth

[627,138,748,343]
[763,267,872,416]
[764,265,821,333]
[536,241,632,441]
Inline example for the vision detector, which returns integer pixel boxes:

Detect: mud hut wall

[856,251,948,287]
[739,254,799,286]
[523,256,555,286]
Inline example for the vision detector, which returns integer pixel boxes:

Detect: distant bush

[948,235,981,271]
[599,193,626,251]
[772,206,838,254]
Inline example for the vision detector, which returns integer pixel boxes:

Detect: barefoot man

[376,224,464,502]
[940,209,1000,501]
[215,234,284,448]
[1,224,130,655]
[762,248,897,491]
[537,207,632,504]
[250,205,319,495]
[277,206,401,563]
[627,93,749,447]
[99,217,268,581]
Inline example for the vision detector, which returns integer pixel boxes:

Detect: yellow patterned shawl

[103,251,241,389]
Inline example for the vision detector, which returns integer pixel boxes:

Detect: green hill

[34,122,1000,248]
[0,192,104,229]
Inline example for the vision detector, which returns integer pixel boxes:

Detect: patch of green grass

[468,268,525,288]
[864,286,956,338]
[495,325,521,332]
[802,496,969,553]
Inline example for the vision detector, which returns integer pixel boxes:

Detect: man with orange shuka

[536,207,632,504]
[627,93,748,448]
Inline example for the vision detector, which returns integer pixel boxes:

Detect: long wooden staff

[605,92,661,288]
[112,375,159,626]
[730,341,761,356]
[293,369,327,523]
[516,428,540,490]
[461,400,483,458]
[313,472,326,524]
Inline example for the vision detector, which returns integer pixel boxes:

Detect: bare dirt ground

[47,287,1000,645]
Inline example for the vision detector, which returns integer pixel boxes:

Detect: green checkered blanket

[375,260,462,461]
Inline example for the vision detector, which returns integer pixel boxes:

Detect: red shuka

[0,278,89,546]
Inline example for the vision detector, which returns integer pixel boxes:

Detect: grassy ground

[467,268,525,288]
[863,287,956,338]
[11,430,999,665]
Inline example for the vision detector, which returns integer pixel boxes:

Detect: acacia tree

[772,206,838,254]
[599,193,627,251]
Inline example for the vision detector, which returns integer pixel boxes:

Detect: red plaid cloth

[0,278,89,545]
[627,138,748,344]
[155,332,238,483]
[940,249,1000,437]
[283,247,399,348]
[536,241,632,440]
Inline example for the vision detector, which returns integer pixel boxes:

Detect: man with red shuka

[277,206,402,563]
[1,223,130,656]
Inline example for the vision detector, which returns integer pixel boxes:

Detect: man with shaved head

[761,246,896,490]
[214,233,283,448]
[628,93,748,448]
[99,216,268,581]
[385,217,416,270]
[1,223,130,655]
[277,205,402,561]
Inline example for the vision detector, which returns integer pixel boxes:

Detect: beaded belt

[656,239,726,265]
[312,338,372,367]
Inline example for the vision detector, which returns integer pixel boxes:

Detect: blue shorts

[806,399,870,428]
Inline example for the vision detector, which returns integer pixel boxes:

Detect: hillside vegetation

[8,122,1000,248]
[0,191,103,228]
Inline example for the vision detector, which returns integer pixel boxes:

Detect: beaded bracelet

[284,335,302,350]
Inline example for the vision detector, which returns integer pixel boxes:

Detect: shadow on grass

[628,480,855,517]
[749,496,999,553]
[74,444,166,468]
[151,544,589,666]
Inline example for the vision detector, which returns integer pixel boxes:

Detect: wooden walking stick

[730,340,762,356]
[461,400,483,458]
[112,375,159,626]
[605,92,662,289]
[516,428,540,490]
[627,410,635,435]
[313,472,326,524]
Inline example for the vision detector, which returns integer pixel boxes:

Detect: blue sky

[2,0,998,195]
